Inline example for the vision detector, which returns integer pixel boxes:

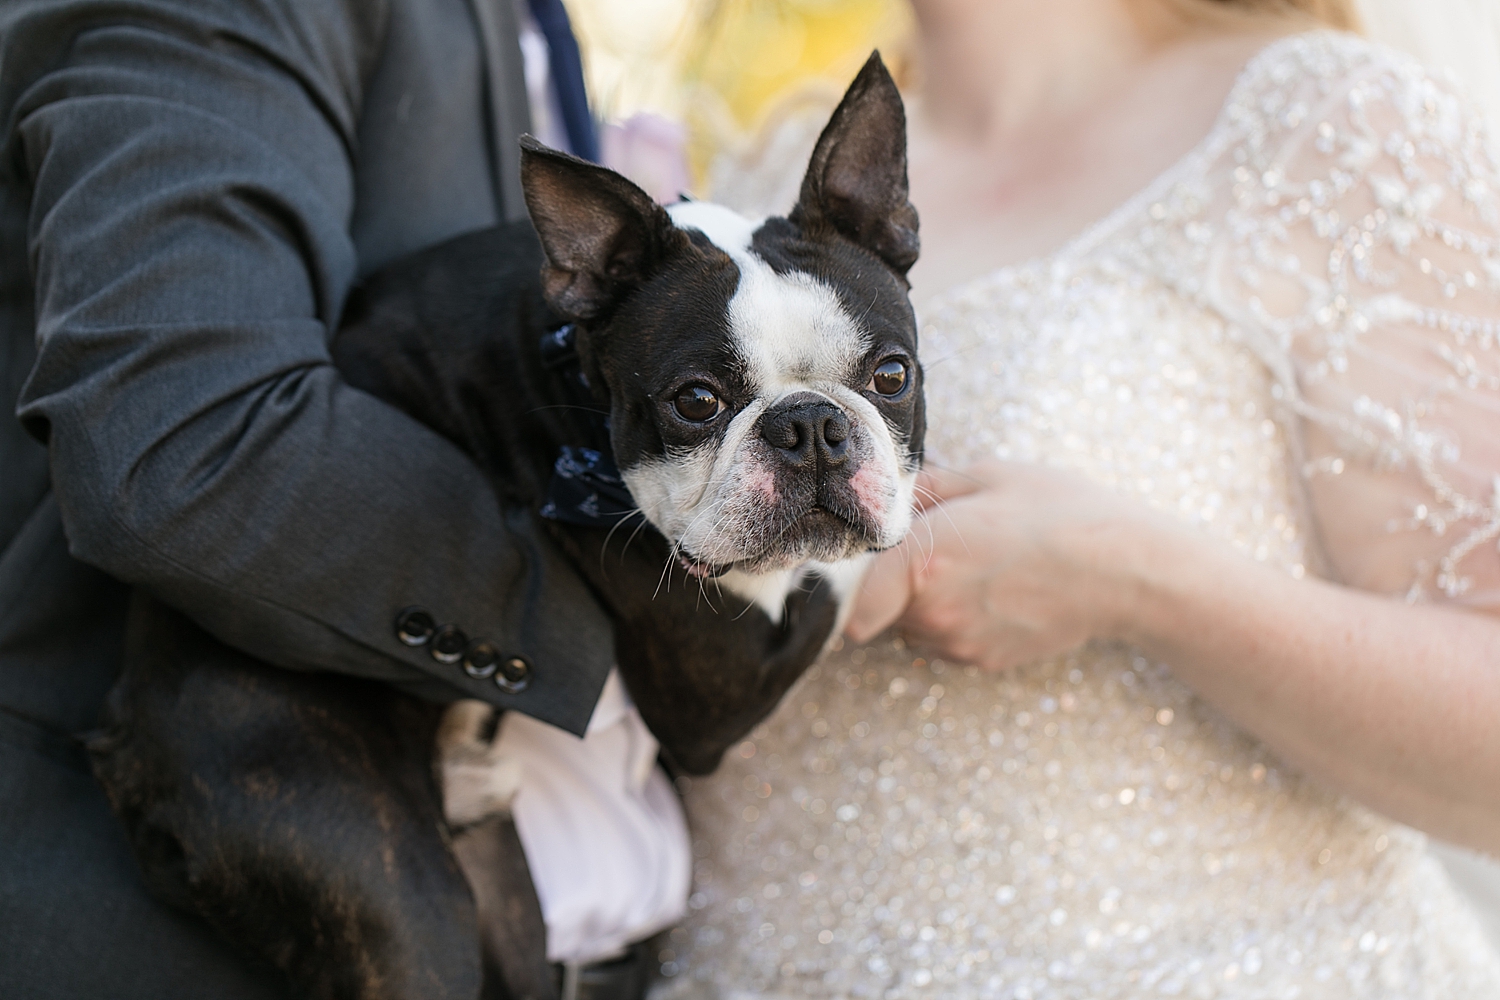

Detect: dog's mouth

[677,552,729,580]
[678,504,880,579]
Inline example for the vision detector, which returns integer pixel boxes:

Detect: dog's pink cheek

[850,466,888,518]
[748,467,778,502]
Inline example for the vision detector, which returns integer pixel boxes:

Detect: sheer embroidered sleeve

[1209,37,1500,610]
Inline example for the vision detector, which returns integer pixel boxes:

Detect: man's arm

[4,0,611,733]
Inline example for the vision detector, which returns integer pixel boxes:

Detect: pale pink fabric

[602,113,693,205]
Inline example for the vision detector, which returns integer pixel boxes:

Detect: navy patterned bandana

[536,325,646,532]
[538,445,644,530]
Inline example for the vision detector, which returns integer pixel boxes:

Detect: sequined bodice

[657,33,1500,999]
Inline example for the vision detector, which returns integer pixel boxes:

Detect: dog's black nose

[760,398,850,468]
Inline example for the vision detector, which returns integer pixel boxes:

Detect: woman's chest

[918,261,1311,573]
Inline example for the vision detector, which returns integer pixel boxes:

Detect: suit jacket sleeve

[5,0,613,735]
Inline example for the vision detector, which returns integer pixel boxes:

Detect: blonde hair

[1164,0,1363,32]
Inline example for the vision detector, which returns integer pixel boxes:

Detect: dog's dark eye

[868,359,908,397]
[673,385,722,422]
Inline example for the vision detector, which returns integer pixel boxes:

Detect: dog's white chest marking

[714,566,800,623]
[715,555,870,628]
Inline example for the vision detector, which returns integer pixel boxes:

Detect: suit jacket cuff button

[496,655,532,694]
[430,624,468,664]
[463,640,500,679]
[395,607,437,646]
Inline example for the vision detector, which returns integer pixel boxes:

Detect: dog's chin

[685,507,887,579]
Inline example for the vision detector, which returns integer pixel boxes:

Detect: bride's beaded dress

[656,32,1500,1000]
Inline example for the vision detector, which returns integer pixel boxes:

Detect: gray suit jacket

[0,0,613,739]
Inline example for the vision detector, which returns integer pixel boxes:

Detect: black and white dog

[90,53,923,1000]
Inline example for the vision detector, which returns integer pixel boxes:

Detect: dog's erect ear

[791,52,919,276]
[520,136,688,320]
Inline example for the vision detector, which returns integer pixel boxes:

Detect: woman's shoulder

[1241,29,1450,93]
[1226,30,1486,159]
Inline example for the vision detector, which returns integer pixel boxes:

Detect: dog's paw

[436,700,524,828]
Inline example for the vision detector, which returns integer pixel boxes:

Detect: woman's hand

[847,460,1183,670]
[851,460,1500,850]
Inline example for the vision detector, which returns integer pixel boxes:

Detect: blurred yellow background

[566,0,914,192]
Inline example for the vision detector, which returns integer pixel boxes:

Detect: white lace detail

[1160,33,1500,606]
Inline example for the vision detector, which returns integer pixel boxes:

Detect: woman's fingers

[910,462,988,511]
[847,469,979,641]
[848,461,1146,671]
[844,545,913,642]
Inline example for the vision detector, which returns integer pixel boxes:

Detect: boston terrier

[88,53,922,1000]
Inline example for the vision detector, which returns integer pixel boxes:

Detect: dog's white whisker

[599,507,649,577]
[653,539,681,601]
